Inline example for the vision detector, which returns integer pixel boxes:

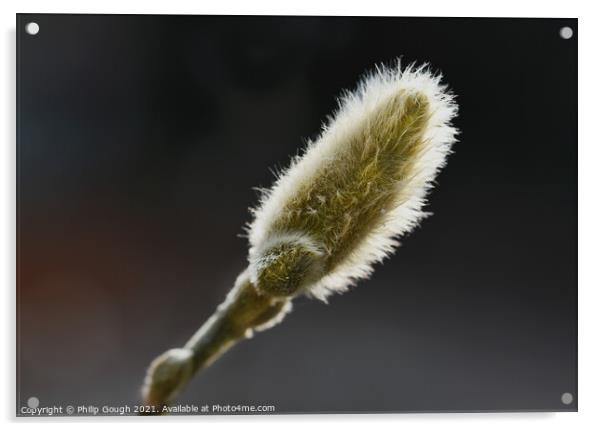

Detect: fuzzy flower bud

[142,61,458,410]
[248,62,458,301]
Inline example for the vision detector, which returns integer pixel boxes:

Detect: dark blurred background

[16,15,577,414]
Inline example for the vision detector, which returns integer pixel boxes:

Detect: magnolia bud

[249,62,457,300]
[142,61,458,410]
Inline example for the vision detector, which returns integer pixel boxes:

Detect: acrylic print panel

[17,14,577,416]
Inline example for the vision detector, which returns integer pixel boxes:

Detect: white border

[2,1,600,430]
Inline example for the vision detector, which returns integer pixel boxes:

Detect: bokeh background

[17,15,577,414]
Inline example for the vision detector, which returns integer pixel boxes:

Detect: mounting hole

[559,26,573,40]
[25,22,40,35]
[561,392,574,405]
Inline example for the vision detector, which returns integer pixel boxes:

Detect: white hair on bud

[249,60,458,301]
